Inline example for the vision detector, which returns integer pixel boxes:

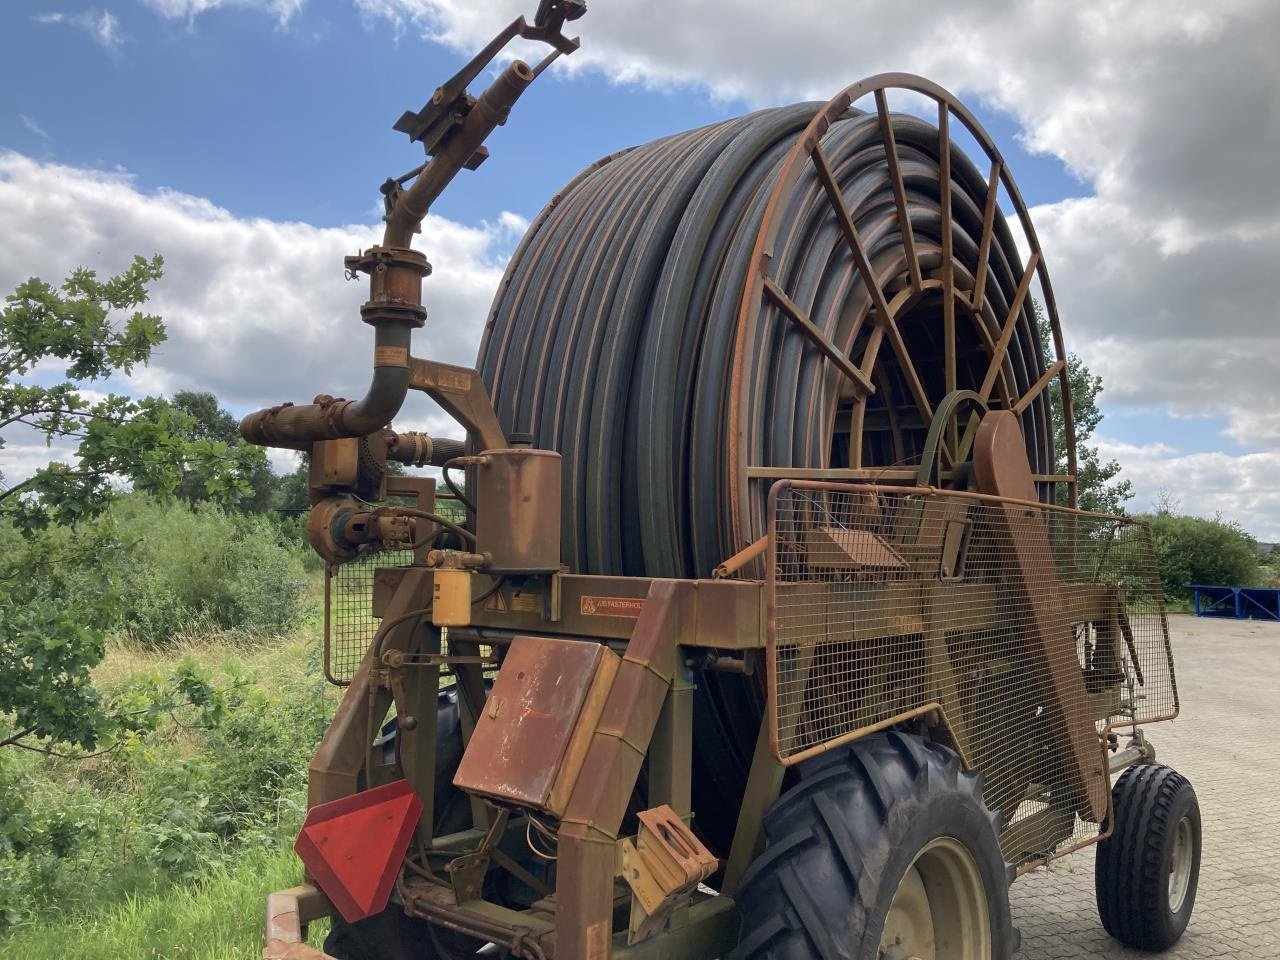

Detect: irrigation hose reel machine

[247,6,1201,960]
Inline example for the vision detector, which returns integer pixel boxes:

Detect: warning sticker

[485,590,542,614]
[579,595,645,618]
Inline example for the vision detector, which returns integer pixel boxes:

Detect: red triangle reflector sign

[294,779,423,923]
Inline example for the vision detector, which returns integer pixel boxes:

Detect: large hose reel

[481,77,1075,583]
[478,77,1078,853]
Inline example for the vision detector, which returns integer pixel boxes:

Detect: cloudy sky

[2,1,1278,534]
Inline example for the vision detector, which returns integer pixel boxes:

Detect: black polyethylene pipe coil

[477,102,1056,852]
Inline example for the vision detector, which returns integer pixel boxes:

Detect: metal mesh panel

[324,549,414,685]
[766,481,1177,867]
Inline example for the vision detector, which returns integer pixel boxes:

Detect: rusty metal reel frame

[730,74,1078,545]
[763,478,1180,873]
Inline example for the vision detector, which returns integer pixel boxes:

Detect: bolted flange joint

[344,245,432,330]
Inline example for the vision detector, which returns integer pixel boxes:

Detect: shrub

[0,643,331,931]
[107,499,308,646]
[1145,512,1260,604]
[0,518,127,749]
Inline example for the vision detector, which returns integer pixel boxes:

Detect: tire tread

[732,733,1014,960]
[1095,763,1199,951]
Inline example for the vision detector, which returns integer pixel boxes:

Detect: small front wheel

[1095,763,1201,951]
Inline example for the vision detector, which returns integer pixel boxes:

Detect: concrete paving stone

[1011,615,1280,958]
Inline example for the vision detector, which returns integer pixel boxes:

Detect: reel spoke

[876,89,923,292]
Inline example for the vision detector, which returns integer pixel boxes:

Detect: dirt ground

[1012,614,1280,958]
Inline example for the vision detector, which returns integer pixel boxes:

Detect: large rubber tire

[1095,764,1201,951]
[323,687,481,960]
[732,732,1015,960]
[322,909,457,960]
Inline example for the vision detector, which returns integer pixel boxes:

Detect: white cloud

[18,115,50,140]
[0,152,517,484]
[138,0,306,27]
[1098,438,1280,541]
[352,2,1280,366]
[0,438,81,490]
[352,0,1280,530]
[10,1,1280,533]
[1030,197,1280,446]
[33,8,127,51]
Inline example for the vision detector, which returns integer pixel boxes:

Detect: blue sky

[4,2,740,228]
[3,2,1089,225]
[2,0,1278,534]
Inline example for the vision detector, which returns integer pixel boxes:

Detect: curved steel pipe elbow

[239,325,413,446]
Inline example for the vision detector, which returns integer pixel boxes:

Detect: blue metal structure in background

[1189,584,1280,621]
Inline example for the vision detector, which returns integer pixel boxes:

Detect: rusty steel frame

[762,477,1178,878]
[300,572,765,960]
[278,472,1179,957]
[761,480,1181,756]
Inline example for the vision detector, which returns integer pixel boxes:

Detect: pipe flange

[345,246,432,329]
[344,245,432,279]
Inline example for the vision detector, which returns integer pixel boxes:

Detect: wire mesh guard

[766,481,1177,868]
[324,548,414,685]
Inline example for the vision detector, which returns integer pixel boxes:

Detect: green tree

[169,390,277,512]
[0,258,259,751]
[1146,510,1260,603]
[1039,309,1132,513]
[170,388,239,442]
[0,519,124,751]
[1,257,260,528]
[272,460,311,512]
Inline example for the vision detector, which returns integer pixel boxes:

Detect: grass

[0,592,336,960]
[0,844,328,960]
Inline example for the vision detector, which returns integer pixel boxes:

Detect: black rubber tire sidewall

[732,733,1015,960]
[323,908,447,960]
[1095,764,1201,951]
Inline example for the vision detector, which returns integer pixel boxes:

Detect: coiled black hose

[477,101,1055,852]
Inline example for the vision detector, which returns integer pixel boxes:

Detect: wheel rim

[879,837,992,960]
[1168,815,1194,914]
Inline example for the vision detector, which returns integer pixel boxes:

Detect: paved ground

[1012,615,1280,959]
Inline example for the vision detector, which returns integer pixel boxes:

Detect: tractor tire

[1095,764,1201,951]
[732,732,1015,960]
[323,686,482,960]
[322,909,460,960]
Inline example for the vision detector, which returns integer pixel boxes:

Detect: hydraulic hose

[480,106,1053,578]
